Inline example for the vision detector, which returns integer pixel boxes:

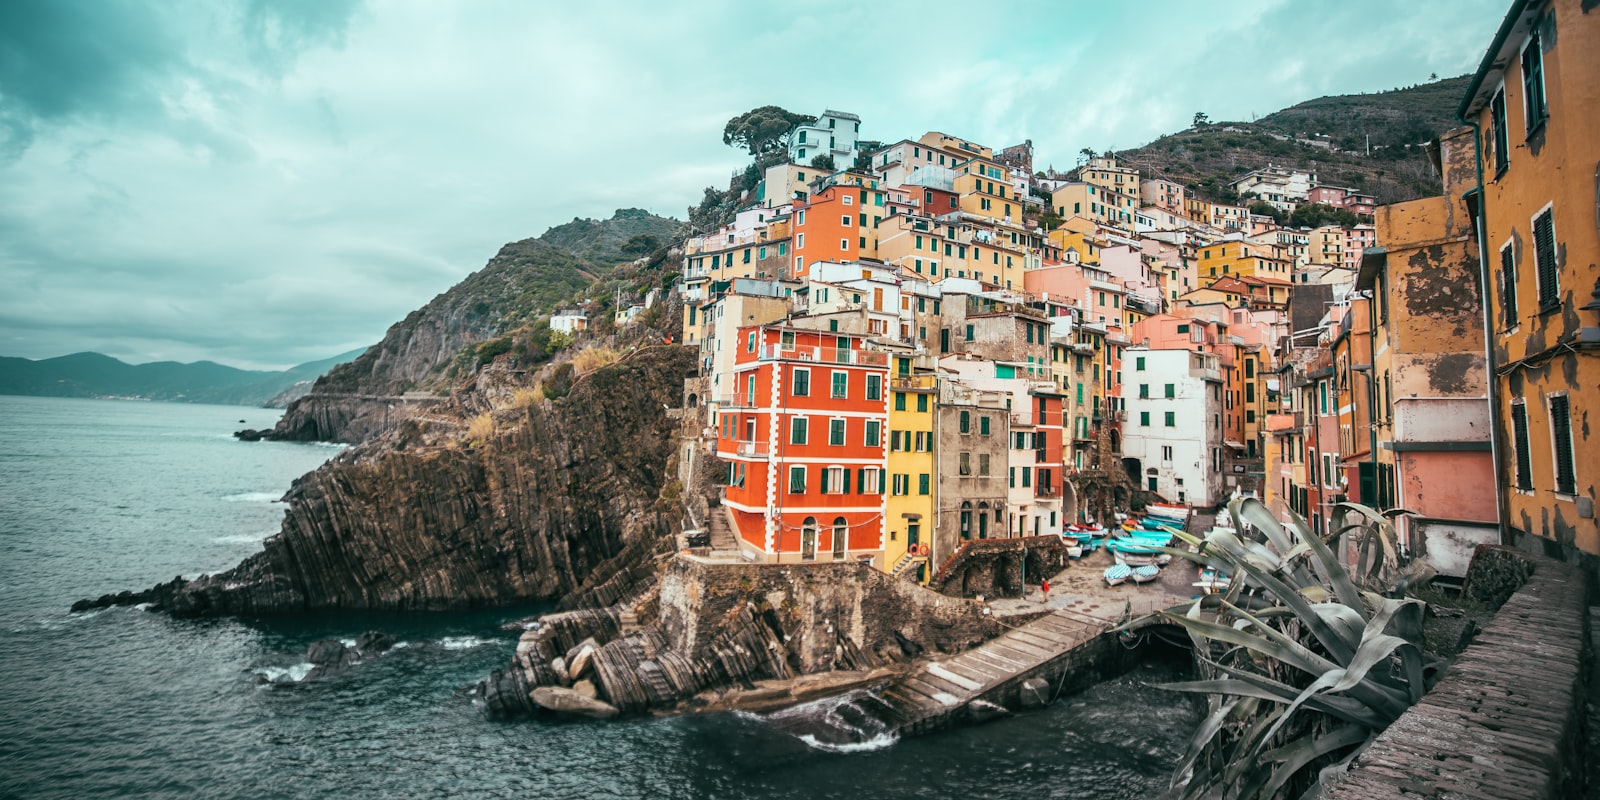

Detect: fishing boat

[1145,503,1190,525]
[1193,566,1232,595]
[1131,565,1161,584]
[1058,535,1084,559]
[1104,563,1132,586]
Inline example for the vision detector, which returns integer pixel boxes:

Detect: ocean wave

[797,732,899,753]
[222,492,282,503]
[439,636,494,650]
[211,532,273,544]
[256,663,314,684]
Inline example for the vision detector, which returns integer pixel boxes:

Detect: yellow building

[1048,183,1137,229]
[1196,238,1294,280]
[1308,225,1345,267]
[955,157,1021,223]
[1461,0,1600,561]
[885,363,938,582]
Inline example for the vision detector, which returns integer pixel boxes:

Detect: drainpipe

[1457,115,1510,543]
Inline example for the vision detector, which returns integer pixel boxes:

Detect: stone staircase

[889,552,927,580]
[706,503,740,553]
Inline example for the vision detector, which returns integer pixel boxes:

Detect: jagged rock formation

[262,209,682,443]
[75,346,697,616]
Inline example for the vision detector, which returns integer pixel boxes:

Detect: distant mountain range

[0,348,368,407]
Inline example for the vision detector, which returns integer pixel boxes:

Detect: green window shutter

[1140,411,1150,426]
[1552,395,1576,494]
[1534,209,1558,309]
[919,474,930,495]
[842,468,852,494]
[1512,403,1532,490]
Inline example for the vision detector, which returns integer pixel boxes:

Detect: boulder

[530,686,619,719]
[572,679,597,699]
[303,639,359,681]
[1019,677,1050,709]
[964,698,1009,724]
[516,630,541,657]
[569,644,596,680]
[355,631,396,655]
[552,657,571,685]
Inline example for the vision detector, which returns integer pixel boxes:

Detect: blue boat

[1104,564,1132,586]
[1131,565,1161,584]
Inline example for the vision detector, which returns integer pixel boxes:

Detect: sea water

[0,395,1198,799]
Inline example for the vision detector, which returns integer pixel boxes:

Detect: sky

[0,0,1507,370]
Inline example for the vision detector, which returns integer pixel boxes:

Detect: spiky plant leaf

[1258,723,1372,800]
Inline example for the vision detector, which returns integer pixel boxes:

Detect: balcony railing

[760,345,888,367]
[1035,485,1061,498]
[891,374,937,391]
[734,440,770,457]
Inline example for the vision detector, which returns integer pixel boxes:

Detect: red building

[716,326,889,563]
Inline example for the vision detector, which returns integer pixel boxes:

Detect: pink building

[1342,225,1375,271]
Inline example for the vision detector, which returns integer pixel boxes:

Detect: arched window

[960,502,972,540]
[801,517,818,561]
[832,517,848,560]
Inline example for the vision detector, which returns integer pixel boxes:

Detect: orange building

[716,326,889,564]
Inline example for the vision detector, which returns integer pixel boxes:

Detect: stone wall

[657,555,1000,674]
[929,534,1073,598]
[1326,545,1591,799]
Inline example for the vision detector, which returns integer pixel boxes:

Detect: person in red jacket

[1041,577,1050,601]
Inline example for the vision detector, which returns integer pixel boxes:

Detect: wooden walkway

[876,609,1111,734]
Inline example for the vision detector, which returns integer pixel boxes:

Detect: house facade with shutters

[1460,0,1599,561]
[716,325,890,565]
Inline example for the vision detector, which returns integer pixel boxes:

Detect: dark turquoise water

[0,395,1199,799]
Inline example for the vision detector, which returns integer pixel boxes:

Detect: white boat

[1145,503,1190,524]
[1193,567,1232,595]
[1104,564,1132,586]
[1131,565,1161,584]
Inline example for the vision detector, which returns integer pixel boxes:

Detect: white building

[550,310,588,335]
[1120,347,1225,508]
[788,110,861,169]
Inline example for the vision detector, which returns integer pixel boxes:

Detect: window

[865,420,881,447]
[831,371,848,399]
[790,416,810,445]
[979,416,990,436]
[789,466,806,494]
[1140,411,1150,427]
[866,374,882,401]
[918,474,930,495]
[863,468,882,494]
[840,239,849,250]
[892,473,908,496]
[959,452,971,475]
[829,418,846,446]
[960,410,971,433]
[1165,384,1176,399]
[1491,88,1509,174]
[978,453,990,476]
[1500,242,1518,327]
[1161,445,1173,461]
[1136,356,1145,371]
[821,466,847,494]
[1165,411,1176,427]
[793,368,810,397]
[1512,401,1533,491]
[1521,29,1547,133]
[1021,466,1031,487]
[832,517,848,559]
[1533,207,1557,310]
[965,324,974,341]
[1551,394,1576,495]
[917,394,928,413]
[895,392,907,411]
[1139,384,1149,399]
[746,331,757,352]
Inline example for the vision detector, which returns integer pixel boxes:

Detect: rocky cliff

[264,209,682,443]
[78,346,697,616]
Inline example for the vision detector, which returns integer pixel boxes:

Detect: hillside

[1112,75,1471,205]
[0,348,366,406]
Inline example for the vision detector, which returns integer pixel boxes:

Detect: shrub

[571,344,622,375]
[465,412,494,445]
[1137,498,1435,800]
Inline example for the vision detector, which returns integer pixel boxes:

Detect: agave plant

[1136,497,1436,800]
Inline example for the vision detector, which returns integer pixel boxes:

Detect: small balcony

[760,344,888,367]
[891,374,937,391]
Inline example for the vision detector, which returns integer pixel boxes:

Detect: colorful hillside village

[667,7,1597,588]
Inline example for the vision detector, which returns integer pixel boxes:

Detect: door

[801,518,818,561]
[832,518,847,560]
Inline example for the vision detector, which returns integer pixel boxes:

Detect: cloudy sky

[0,0,1506,370]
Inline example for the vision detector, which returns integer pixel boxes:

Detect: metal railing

[760,345,888,367]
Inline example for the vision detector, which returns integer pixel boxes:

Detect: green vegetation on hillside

[1118,76,1470,205]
